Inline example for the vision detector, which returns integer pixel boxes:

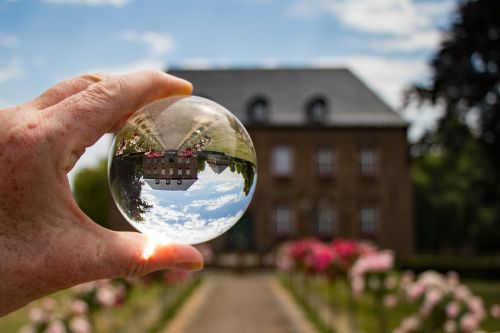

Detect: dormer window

[247,96,269,124]
[306,97,328,124]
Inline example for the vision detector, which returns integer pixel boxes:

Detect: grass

[465,279,500,331]
[0,289,73,333]
[280,276,334,333]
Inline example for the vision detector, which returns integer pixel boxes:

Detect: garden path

[163,271,318,333]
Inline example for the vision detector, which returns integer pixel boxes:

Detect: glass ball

[108,95,257,245]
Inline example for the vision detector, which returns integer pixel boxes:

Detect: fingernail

[173,262,204,271]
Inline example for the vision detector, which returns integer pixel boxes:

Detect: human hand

[0,70,204,316]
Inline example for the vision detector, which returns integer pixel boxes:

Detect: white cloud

[41,0,130,7]
[288,0,453,51]
[401,101,444,140]
[311,55,428,107]
[179,58,213,70]
[373,30,442,52]
[84,57,167,75]
[119,31,175,57]
[311,55,442,140]
[289,0,451,35]
[0,34,19,48]
[190,193,242,211]
[215,181,240,193]
[0,57,24,84]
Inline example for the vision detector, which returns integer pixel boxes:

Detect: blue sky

[133,162,255,244]
[0,0,455,182]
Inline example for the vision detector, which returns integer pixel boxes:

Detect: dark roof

[168,68,406,127]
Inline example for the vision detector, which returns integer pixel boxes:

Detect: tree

[409,0,500,253]
[73,159,110,228]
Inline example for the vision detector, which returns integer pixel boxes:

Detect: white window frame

[274,205,293,236]
[317,202,336,237]
[359,203,376,236]
[316,147,335,176]
[272,145,293,177]
[359,147,377,176]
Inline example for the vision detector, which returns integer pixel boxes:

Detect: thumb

[97,231,204,279]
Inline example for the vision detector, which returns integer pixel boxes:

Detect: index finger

[45,70,193,150]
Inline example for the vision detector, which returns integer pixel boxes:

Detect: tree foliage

[73,159,110,228]
[409,0,500,253]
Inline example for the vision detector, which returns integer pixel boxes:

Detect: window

[274,205,293,237]
[169,168,174,175]
[306,97,328,124]
[316,147,335,176]
[316,201,336,237]
[359,203,376,237]
[186,169,191,176]
[247,97,269,124]
[161,168,166,175]
[272,146,293,177]
[178,168,182,176]
[359,147,377,176]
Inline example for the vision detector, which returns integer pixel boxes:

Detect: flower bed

[277,238,500,333]
[9,271,201,333]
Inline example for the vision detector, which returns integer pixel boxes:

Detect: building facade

[108,68,414,255]
[142,149,199,191]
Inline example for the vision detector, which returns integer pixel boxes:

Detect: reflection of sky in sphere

[130,162,256,244]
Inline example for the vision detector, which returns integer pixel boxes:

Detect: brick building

[142,149,198,191]
[108,68,414,255]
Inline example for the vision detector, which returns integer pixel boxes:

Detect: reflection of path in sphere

[143,97,237,153]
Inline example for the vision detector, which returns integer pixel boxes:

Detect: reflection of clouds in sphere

[108,96,257,245]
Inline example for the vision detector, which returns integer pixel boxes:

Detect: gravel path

[164,272,317,333]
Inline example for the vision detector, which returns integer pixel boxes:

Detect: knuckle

[123,255,149,278]
[78,73,105,85]
[84,78,124,105]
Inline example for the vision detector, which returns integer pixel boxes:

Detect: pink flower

[286,239,315,262]
[490,304,500,319]
[383,294,398,309]
[351,250,394,277]
[446,301,460,319]
[401,271,415,286]
[45,320,66,333]
[42,299,57,312]
[446,271,460,286]
[304,242,335,273]
[331,239,359,259]
[28,307,46,323]
[352,277,364,297]
[401,315,420,331]
[460,314,479,332]
[69,316,91,333]
[95,282,125,307]
[454,285,471,301]
[71,299,89,315]
[467,296,485,320]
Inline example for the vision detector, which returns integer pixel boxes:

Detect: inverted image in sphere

[108,96,257,245]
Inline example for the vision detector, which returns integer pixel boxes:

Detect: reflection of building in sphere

[143,149,198,191]
[206,153,231,174]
